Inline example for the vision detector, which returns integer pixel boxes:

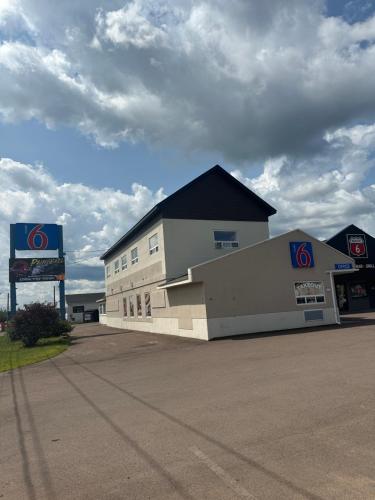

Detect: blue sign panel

[15,223,59,250]
[335,263,353,270]
[290,241,315,268]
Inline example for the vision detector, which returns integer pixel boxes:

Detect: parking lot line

[190,445,257,499]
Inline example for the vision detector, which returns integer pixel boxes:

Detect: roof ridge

[100,164,277,260]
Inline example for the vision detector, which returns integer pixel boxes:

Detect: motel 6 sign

[14,223,59,251]
[290,241,315,268]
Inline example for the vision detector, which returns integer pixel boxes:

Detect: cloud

[1,118,375,308]
[232,123,375,239]
[96,1,169,49]
[0,157,165,308]
[0,1,375,161]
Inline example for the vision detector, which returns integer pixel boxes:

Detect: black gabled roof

[326,224,375,264]
[326,224,371,244]
[101,165,277,260]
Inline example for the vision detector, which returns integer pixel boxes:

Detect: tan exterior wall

[99,313,107,325]
[105,281,208,339]
[163,218,269,279]
[190,229,354,338]
[104,220,166,295]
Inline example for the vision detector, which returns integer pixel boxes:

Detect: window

[73,305,84,313]
[129,296,135,317]
[99,303,106,315]
[294,281,325,305]
[121,255,127,271]
[145,292,151,317]
[350,283,367,298]
[149,233,159,255]
[123,297,128,317]
[136,294,142,317]
[214,231,239,249]
[114,259,120,274]
[131,247,139,265]
[106,265,110,278]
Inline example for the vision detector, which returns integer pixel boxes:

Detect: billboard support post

[58,225,66,320]
[10,224,17,317]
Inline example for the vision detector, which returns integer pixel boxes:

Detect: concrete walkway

[1,316,375,499]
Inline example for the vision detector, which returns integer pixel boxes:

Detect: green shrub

[50,319,73,336]
[0,309,7,323]
[11,303,61,348]
[7,323,20,342]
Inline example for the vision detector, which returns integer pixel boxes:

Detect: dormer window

[214,231,239,249]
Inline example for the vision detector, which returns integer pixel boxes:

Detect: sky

[1,0,375,308]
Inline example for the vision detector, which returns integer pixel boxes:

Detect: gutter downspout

[328,271,340,325]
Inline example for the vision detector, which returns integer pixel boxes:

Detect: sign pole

[58,225,66,320]
[9,224,17,317]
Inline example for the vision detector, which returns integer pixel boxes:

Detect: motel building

[326,225,375,313]
[100,165,356,340]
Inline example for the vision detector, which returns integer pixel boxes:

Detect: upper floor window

[106,265,110,278]
[149,234,159,255]
[131,247,139,265]
[114,259,120,274]
[214,231,239,249]
[121,255,127,271]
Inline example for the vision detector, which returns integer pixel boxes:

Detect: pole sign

[9,258,65,283]
[347,234,367,259]
[14,223,59,250]
[9,223,66,320]
[290,242,315,268]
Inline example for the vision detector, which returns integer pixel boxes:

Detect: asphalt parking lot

[1,315,375,500]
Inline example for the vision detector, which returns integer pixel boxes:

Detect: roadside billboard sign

[9,258,65,283]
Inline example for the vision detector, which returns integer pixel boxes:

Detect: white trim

[158,277,193,289]
[207,308,337,339]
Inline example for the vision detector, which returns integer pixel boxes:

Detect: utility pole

[7,293,9,321]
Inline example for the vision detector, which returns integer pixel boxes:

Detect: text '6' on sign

[14,223,59,251]
[289,241,315,268]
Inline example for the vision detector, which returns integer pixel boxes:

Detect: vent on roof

[304,309,324,322]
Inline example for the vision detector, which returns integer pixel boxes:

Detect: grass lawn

[0,335,70,372]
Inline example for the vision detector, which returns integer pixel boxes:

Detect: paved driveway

[1,315,375,500]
